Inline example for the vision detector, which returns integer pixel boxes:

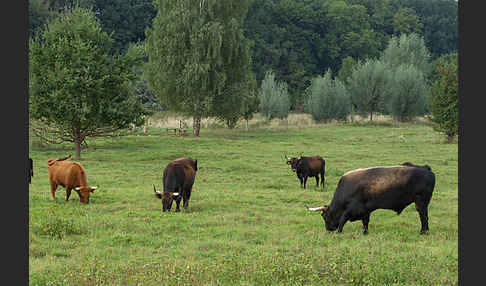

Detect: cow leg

[175,197,181,212]
[337,211,350,233]
[321,171,325,190]
[415,197,431,234]
[315,176,319,188]
[49,181,58,200]
[298,174,303,187]
[66,187,72,201]
[183,191,191,209]
[303,176,308,189]
[362,213,370,235]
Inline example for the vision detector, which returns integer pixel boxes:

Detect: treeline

[29,0,458,156]
[30,0,457,108]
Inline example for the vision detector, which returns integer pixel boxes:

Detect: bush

[258,70,291,121]
[305,69,350,123]
[347,59,392,121]
[387,64,428,122]
[428,53,458,142]
[381,33,431,76]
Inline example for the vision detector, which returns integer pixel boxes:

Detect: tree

[337,56,362,84]
[392,7,423,35]
[145,0,254,136]
[29,7,148,160]
[387,64,427,121]
[347,59,392,121]
[258,70,291,121]
[428,53,458,142]
[305,69,350,123]
[381,33,431,76]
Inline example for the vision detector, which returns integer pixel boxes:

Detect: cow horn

[173,192,180,197]
[306,205,328,212]
[75,187,81,191]
[153,184,160,194]
[91,186,98,190]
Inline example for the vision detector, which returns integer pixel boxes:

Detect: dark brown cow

[47,154,97,204]
[286,155,325,189]
[306,162,435,234]
[154,157,197,212]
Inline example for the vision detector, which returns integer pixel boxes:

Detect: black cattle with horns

[306,162,435,234]
[153,157,198,212]
[285,155,325,190]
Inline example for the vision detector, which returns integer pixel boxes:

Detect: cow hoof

[363,231,368,235]
[420,230,429,235]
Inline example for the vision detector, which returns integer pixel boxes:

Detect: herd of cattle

[29,153,436,235]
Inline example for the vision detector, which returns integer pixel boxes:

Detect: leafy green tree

[145,0,254,136]
[392,7,423,35]
[305,69,350,123]
[381,33,431,76]
[387,64,427,121]
[428,53,458,142]
[347,59,392,121]
[29,0,52,37]
[337,56,362,84]
[29,7,148,159]
[258,70,291,121]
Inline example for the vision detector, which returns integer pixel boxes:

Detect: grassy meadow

[29,116,458,285]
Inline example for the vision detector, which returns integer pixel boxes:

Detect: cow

[47,154,98,204]
[306,162,435,235]
[285,155,325,190]
[29,157,33,184]
[153,157,197,212]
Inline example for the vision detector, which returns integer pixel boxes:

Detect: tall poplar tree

[145,0,255,136]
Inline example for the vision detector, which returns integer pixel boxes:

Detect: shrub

[347,59,392,121]
[305,69,350,123]
[387,64,428,122]
[428,53,458,142]
[258,70,291,121]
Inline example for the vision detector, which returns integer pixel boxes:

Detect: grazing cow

[306,162,435,234]
[286,155,325,190]
[154,157,197,212]
[47,154,97,204]
[29,157,33,184]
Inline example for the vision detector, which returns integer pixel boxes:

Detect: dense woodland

[29,0,457,106]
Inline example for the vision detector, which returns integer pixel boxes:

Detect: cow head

[154,184,180,212]
[74,186,97,204]
[306,205,339,231]
[286,157,301,172]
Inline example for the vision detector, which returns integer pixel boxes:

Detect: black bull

[154,157,197,212]
[306,163,435,234]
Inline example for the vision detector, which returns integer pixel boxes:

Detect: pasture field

[29,119,458,285]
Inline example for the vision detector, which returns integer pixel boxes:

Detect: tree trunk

[370,112,373,121]
[74,138,82,160]
[245,119,249,131]
[193,115,201,137]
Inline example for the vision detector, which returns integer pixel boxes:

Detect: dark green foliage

[387,64,427,121]
[93,0,157,52]
[29,7,148,159]
[305,69,350,123]
[259,70,291,121]
[392,7,423,35]
[428,53,458,141]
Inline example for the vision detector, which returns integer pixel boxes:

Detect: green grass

[29,122,458,285]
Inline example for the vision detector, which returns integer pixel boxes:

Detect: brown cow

[154,157,197,212]
[47,154,97,204]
